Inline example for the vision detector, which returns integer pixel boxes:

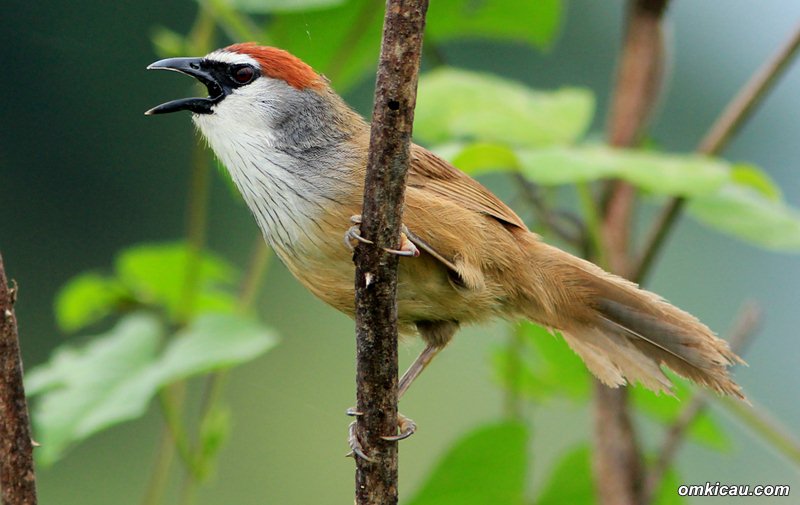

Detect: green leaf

[536,444,594,505]
[269,0,384,91]
[730,163,782,201]
[150,26,188,58]
[407,422,527,505]
[270,0,563,92]
[632,382,730,450]
[27,312,278,465]
[652,468,687,505]
[688,184,800,251]
[493,323,589,401]
[415,69,594,147]
[516,145,729,196]
[215,0,344,13]
[54,273,127,332]
[451,143,519,175]
[26,314,164,465]
[427,0,562,49]
[155,313,278,382]
[115,243,239,320]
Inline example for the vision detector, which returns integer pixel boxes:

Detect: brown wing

[407,144,527,229]
[402,144,528,279]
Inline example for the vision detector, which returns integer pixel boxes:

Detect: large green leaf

[427,0,562,49]
[216,0,344,13]
[415,69,593,147]
[54,273,127,332]
[688,184,800,251]
[730,163,782,201]
[515,146,729,196]
[536,445,594,505]
[25,314,164,465]
[269,0,384,91]
[115,242,239,320]
[406,422,527,505]
[270,0,563,92]
[26,313,278,465]
[451,143,519,175]
[155,313,279,382]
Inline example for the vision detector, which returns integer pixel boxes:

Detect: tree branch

[633,21,800,284]
[352,2,428,504]
[0,253,38,505]
[594,2,669,505]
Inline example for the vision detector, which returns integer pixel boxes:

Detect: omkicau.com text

[678,482,790,497]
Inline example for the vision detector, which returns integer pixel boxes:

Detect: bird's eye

[231,65,256,84]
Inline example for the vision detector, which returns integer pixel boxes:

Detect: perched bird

[146,43,744,413]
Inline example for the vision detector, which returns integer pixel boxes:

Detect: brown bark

[0,254,38,505]
[352,1,429,504]
[595,2,670,505]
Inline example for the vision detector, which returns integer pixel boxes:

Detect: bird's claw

[345,219,374,251]
[385,230,420,257]
[347,420,375,462]
[345,408,416,460]
[381,412,417,441]
[345,215,420,257]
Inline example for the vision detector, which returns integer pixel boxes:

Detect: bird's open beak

[145,57,224,115]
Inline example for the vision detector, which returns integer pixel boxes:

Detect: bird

[146,42,745,433]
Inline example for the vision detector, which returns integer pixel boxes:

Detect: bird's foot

[345,215,374,250]
[344,215,419,257]
[344,408,417,461]
[346,408,373,461]
[381,412,417,441]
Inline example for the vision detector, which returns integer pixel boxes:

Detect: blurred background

[1,0,799,503]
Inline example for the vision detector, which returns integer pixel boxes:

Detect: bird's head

[146,42,367,151]
[145,43,326,117]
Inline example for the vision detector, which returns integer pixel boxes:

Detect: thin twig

[0,254,38,505]
[716,396,800,466]
[641,301,761,504]
[353,1,428,504]
[594,2,670,505]
[633,21,800,284]
[512,173,586,248]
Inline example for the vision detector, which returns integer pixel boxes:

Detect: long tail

[519,234,745,399]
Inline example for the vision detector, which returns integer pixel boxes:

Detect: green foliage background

[1,0,799,504]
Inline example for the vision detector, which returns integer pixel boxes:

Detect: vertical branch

[0,254,38,505]
[595,2,669,505]
[602,0,669,275]
[353,1,428,505]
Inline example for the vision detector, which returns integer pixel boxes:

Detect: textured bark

[352,1,428,504]
[0,254,38,505]
[596,2,670,505]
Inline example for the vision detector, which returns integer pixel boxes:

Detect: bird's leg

[345,214,419,257]
[397,344,443,399]
[347,317,455,458]
[346,342,449,456]
[377,345,442,442]
[381,321,456,442]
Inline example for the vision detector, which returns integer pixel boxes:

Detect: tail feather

[525,241,745,399]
